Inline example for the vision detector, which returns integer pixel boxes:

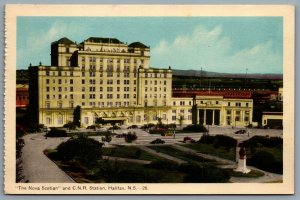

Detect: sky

[17,17,283,73]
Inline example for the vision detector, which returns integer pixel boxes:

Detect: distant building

[28,37,253,128]
[16,84,29,109]
[262,112,283,128]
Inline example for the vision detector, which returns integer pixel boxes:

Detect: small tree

[73,106,81,127]
[157,117,163,128]
[125,132,138,143]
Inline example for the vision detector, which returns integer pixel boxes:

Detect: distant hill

[172,69,283,79]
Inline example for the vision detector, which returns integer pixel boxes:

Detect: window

[82,87,85,92]
[82,94,85,99]
[58,94,62,99]
[172,110,176,114]
[70,94,73,99]
[99,94,103,99]
[70,79,73,84]
[46,79,50,84]
[58,79,62,84]
[46,71,50,76]
[228,102,230,106]
[70,87,73,92]
[172,116,176,121]
[226,110,231,115]
[216,101,219,104]
[89,87,95,92]
[46,94,50,99]
[58,103,62,108]
[46,87,50,92]
[235,102,241,107]
[246,103,249,107]
[46,117,51,125]
[46,102,50,108]
[173,102,176,106]
[82,79,85,84]
[117,80,120,84]
[57,117,63,125]
[107,80,113,85]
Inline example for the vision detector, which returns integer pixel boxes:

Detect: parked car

[127,125,139,129]
[234,129,247,134]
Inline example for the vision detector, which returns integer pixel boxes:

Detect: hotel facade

[28,37,253,128]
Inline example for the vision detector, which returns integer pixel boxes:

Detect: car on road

[234,129,247,134]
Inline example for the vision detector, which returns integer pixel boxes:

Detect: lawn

[148,145,215,164]
[101,146,164,161]
[182,143,236,161]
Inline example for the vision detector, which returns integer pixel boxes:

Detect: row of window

[145,80,168,85]
[82,101,131,107]
[46,86,73,92]
[46,79,73,84]
[173,101,192,106]
[81,93,136,99]
[145,94,167,98]
[81,57,143,64]
[145,87,167,92]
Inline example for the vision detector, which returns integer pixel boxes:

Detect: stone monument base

[234,158,251,174]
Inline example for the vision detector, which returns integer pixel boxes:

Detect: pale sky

[17,17,283,73]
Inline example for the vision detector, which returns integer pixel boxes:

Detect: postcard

[4,4,295,194]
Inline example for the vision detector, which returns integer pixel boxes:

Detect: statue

[234,142,251,174]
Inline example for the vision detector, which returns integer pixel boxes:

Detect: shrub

[150,138,165,144]
[63,122,77,130]
[46,128,67,137]
[183,124,208,133]
[124,132,138,143]
[248,151,283,174]
[56,136,104,167]
[102,135,112,143]
[149,129,171,135]
[198,135,237,148]
[244,136,283,148]
[141,123,155,129]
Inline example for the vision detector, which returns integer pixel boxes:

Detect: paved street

[20,127,283,183]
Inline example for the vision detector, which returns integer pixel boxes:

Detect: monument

[234,142,251,173]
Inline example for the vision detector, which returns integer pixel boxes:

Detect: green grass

[148,145,215,164]
[102,146,164,161]
[226,169,265,178]
[182,143,236,161]
[247,147,282,162]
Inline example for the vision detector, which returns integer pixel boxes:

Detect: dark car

[127,125,138,129]
[235,129,247,134]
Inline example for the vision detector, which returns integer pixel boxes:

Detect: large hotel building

[29,37,253,127]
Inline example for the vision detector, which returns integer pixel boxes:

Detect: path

[136,146,187,164]
[21,134,75,183]
[102,156,151,165]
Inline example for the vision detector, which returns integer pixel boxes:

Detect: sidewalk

[21,134,75,183]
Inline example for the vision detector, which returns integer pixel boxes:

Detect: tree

[73,106,81,127]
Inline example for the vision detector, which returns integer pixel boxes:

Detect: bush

[102,135,112,143]
[46,128,67,137]
[141,123,155,129]
[248,151,283,174]
[198,135,237,149]
[56,136,104,167]
[244,136,283,148]
[63,122,77,130]
[124,132,138,143]
[150,138,165,144]
[149,129,171,135]
[183,124,208,133]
